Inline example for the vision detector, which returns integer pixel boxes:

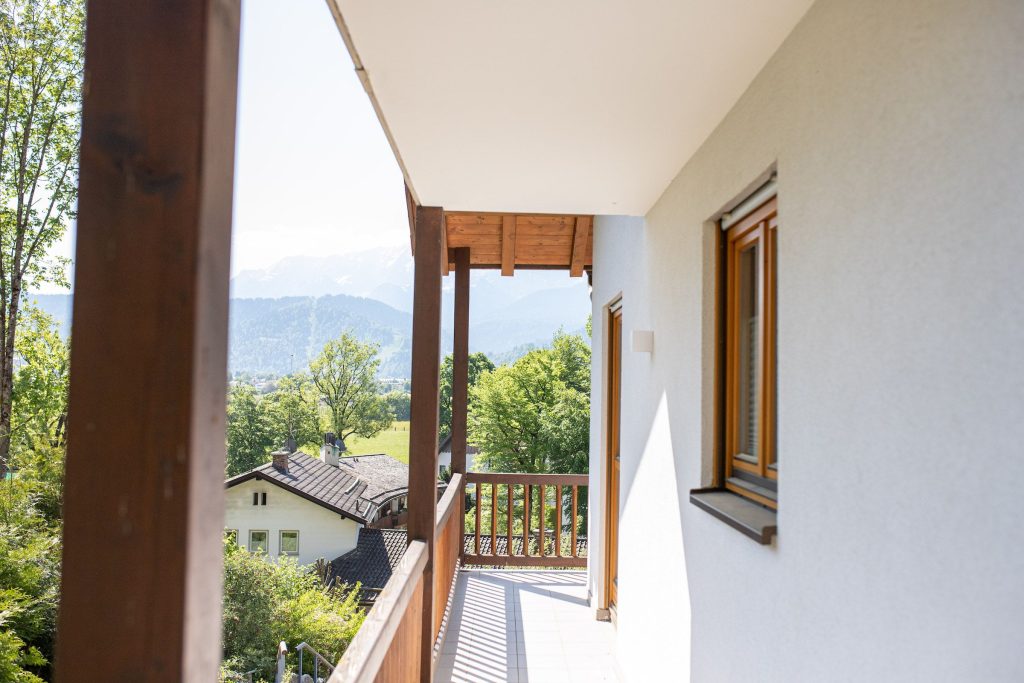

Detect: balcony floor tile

[435,570,622,683]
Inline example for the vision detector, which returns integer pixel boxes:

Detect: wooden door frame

[601,296,623,619]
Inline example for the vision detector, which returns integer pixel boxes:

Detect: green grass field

[345,420,410,463]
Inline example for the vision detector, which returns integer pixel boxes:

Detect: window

[722,195,777,509]
[249,530,269,554]
[253,491,267,506]
[225,529,238,545]
[279,530,299,556]
[261,492,267,506]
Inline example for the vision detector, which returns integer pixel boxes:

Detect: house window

[261,492,267,506]
[249,530,269,554]
[279,530,299,556]
[225,529,238,545]
[252,492,258,505]
[722,194,777,509]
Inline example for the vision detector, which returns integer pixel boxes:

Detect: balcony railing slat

[555,485,562,557]
[330,540,428,683]
[506,484,514,556]
[464,472,588,569]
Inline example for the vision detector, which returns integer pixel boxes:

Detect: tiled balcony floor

[435,570,622,683]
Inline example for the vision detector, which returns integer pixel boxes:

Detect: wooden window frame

[249,529,269,554]
[279,530,299,557]
[722,196,778,509]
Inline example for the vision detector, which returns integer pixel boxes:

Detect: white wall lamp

[631,330,654,354]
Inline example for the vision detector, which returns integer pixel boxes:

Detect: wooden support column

[55,1,240,681]
[451,248,471,562]
[408,205,444,681]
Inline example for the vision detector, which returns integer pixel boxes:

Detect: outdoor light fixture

[631,330,654,353]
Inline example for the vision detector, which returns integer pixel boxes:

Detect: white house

[436,434,480,475]
[223,443,422,565]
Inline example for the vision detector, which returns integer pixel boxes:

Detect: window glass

[280,531,299,555]
[249,530,268,554]
[737,242,760,463]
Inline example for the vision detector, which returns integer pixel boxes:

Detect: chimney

[271,449,290,473]
[320,433,340,467]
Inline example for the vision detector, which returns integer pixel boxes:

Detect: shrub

[221,543,364,681]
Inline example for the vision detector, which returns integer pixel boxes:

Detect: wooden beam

[406,183,417,255]
[408,204,444,682]
[55,1,240,680]
[451,248,469,562]
[451,248,470,476]
[570,215,592,277]
[440,214,450,276]
[501,214,516,276]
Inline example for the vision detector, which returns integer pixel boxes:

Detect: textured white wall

[588,1,1024,681]
[224,480,361,565]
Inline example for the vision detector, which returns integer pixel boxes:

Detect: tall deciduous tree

[10,305,67,451]
[468,331,590,474]
[226,384,276,477]
[266,373,320,449]
[438,351,494,442]
[309,333,392,442]
[0,0,84,472]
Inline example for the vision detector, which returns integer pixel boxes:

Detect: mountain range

[30,246,591,378]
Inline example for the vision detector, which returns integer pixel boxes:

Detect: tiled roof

[329,528,590,599]
[337,454,410,506]
[224,451,425,524]
[330,528,409,593]
[465,533,588,558]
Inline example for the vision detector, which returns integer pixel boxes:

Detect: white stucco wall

[224,479,361,565]
[588,1,1024,681]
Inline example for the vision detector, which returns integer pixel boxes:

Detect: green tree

[309,333,392,441]
[266,373,320,450]
[438,352,494,442]
[10,306,68,452]
[384,390,410,421]
[0,0,85,472]
[220,543,364,681]
[468,332,590,474]
[226,384,276,476]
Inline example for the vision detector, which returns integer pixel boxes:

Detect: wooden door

[606,305,622,611]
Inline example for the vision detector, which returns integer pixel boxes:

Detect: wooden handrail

[466,472,589,486]
[329,540,428,683]
[435,473,463,536]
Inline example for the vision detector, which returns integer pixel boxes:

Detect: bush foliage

[221,544,365,682]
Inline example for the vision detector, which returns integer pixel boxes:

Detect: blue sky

[231,0,409,275]
[48,0,407,291]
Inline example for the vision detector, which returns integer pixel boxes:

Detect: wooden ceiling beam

[570,215,591,277]
[440,214,450,275]
[501,214,516,276]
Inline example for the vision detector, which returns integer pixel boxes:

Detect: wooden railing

[432,473,463,647]
[464,472,588,568]
[329,540,428,682]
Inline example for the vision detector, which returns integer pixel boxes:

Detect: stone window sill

[689,488,777,545]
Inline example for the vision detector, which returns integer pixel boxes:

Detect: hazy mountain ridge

[27,248,591,378]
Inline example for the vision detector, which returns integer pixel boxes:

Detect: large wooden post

[55,1,240,681]
[407,205,444,681]
[451,248,470,559]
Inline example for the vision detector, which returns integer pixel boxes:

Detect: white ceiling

[330,1,813,216]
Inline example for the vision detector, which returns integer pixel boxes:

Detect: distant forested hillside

[27,291,589,379]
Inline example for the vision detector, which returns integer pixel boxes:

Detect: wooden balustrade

[329,541,428,683]
[432,474,463,648]
[464,472,588,568]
